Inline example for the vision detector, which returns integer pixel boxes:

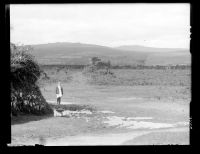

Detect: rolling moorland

[11,42,191,145]
[33,42,191,106]
[27,42,190,66]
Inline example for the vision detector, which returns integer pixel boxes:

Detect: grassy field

[84,69,190,86]
[11,68,191,146]
[40,67,190,86]
[39,68,190,101]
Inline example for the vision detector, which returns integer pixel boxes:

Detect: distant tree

[90,57,101,65]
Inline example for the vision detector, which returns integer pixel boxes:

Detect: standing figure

[56,81,63,105]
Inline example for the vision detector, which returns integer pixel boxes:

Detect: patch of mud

[103,116,189,130]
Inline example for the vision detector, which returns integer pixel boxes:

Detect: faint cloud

[10,4,190,48]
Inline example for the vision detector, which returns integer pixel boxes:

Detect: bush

[11,44,41,90]
[83,64,117,85]
[11,43,53,116]
[11,85,53,115]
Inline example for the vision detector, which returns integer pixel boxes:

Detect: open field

[85,69,190,86]
[40,68,190,86]
[11,68,191,146]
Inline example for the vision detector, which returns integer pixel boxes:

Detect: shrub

[11,43,53,116]
[11,44,41,90]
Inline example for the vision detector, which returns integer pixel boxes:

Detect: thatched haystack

[11,43,53,116]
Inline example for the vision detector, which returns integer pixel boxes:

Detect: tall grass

[82,65,190,86]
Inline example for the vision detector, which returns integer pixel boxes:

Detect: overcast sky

[10,4,190,49]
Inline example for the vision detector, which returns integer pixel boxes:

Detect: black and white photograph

[10,3,191,146]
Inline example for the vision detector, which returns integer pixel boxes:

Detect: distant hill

[116,45,190,65]
[27,42,190,66]
[116,45,189,52]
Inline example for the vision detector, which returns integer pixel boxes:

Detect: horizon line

[12,41,190,50]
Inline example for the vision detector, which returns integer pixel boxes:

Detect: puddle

[103,116,189,130]
[126,121,174,129]
[174,122,189,127]
[126,117,153,120]
[116,97,143,101]
[53,109,92,117]
[62,109,92,115]
[98,110,115,114]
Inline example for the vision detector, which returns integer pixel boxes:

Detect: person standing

[56,81,63,105]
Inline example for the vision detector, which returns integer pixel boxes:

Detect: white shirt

[56,86,62,98]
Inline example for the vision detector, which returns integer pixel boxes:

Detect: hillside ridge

[24,42,190,66]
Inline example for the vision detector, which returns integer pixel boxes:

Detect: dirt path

[10,127,188,146]
[45,127,189,146]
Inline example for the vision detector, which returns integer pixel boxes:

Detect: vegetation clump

[11,43,53,116]
[83,57,117,85]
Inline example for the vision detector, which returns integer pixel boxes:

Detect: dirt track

[11,123,189,146]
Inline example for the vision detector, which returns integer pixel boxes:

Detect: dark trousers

[57,97,61,105]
